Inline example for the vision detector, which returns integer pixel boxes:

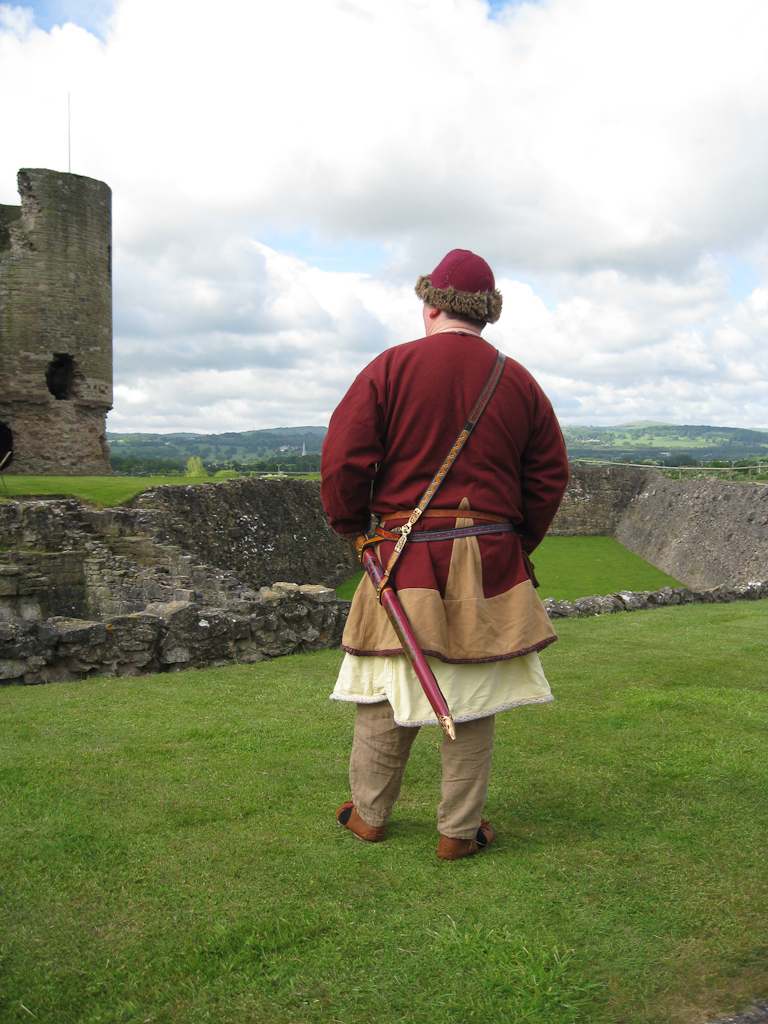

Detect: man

[321,249,569,860]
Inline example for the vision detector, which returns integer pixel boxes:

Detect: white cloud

[0,4,33,34]
[110,241,414,430]
[1,0,768,431]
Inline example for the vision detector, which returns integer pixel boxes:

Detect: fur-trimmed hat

[415,249,502,323]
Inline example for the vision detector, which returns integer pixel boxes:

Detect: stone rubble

[542,580,768,619]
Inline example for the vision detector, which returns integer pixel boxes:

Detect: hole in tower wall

[0,205,21,253]
[0,422,13,469]
[46,353,76,400]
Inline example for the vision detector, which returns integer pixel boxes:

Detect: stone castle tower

[0,168,112,475]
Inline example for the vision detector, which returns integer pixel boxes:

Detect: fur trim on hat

[415,275,503,323]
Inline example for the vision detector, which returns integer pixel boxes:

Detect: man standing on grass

[321,249,569,860]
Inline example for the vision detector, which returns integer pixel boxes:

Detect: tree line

[110,452,321,476]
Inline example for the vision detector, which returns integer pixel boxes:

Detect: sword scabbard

[356,542,455,739]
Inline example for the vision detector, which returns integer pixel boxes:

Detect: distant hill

[106,422,768,471]
[106,426,328,465]
[561,423,768,462]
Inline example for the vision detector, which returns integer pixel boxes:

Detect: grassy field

[337,536,683,602]
[533,536,683,600]
[1,601,767,1024]
[561,423,768,462]
[0,474,322,507]
[0,474,208,506]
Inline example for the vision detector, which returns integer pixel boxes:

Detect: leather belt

[374,509,513,543]
[374,521,513,543]
[378,508,510,525]
[367,506,539,587]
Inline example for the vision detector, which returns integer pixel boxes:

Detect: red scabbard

[357,543,456,740]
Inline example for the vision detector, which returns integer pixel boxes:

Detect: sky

[1,0,767,433]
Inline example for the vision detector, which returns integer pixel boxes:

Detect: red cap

[428,249,496,294]
[415,248,502,323]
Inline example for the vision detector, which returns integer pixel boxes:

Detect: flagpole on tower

[68,93,71,173]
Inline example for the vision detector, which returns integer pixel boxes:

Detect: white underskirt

[330,650,553,727]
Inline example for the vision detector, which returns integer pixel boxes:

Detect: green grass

[336,537,683,602]
[533,536,683,600]
[1,602,767,1024]
[0,474,323,508]
[336,571,365,600]
[0,474,212,506]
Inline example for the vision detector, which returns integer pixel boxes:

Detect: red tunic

[321,331,569,663]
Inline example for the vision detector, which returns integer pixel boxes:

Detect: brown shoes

[436,820,495,860]
[336,801,386,842]
[336,802,495,857]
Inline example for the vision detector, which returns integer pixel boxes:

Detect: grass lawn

[533,536,683,600]
[0,475,210,507]
[1,602,767,1024]
[337,536,683,602]
[0,474,323,508]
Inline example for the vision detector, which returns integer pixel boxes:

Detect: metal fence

[570,459,768,482]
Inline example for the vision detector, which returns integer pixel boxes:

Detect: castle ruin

[0,168,113,475]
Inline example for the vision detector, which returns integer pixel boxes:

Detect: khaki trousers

[349,700,495,840]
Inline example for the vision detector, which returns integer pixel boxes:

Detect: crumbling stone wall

[2,469,767,686]
[0,489,352,684]
[1,578,764,687]
[549,464,652,536]
[616,478,768,589]
[132,478,357,589]
[0,481,355,622]
[0,583,349,685]
[0,492,317,623]
[0,169,112,475]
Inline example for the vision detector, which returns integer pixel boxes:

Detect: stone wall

[542,580,768,619]
[0,480,356,624]
[546,465,768,588]
[0,499,243,622]
[2,577,764,687]
[0,168,112,475]
[0,583,349,685]
[549,464,652,536]
[131,477,357,589]
[1,468,767,686]
[616,477,768,589]
[0,485,353,684]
